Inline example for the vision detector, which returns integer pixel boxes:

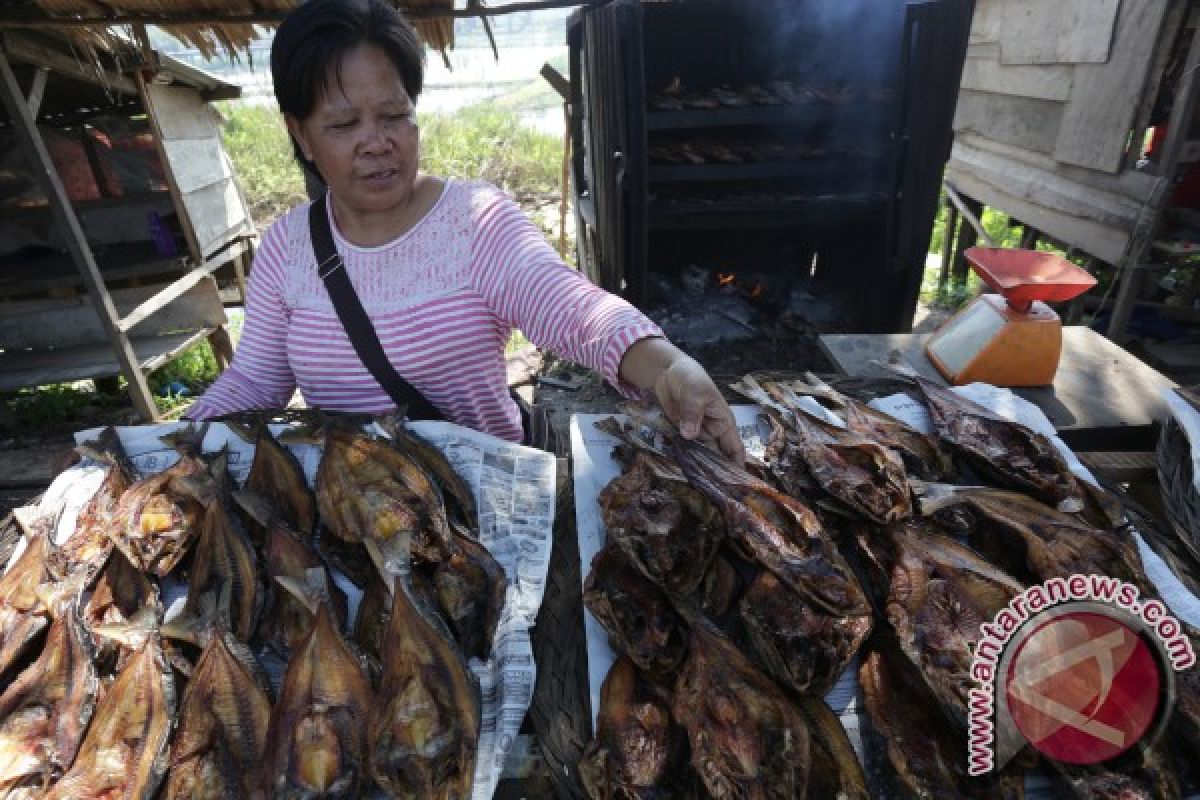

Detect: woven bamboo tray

[1158,411,1200,542]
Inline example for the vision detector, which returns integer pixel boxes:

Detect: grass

[217,102,310,227]
[419,104,562,199]
[0,384,130,440]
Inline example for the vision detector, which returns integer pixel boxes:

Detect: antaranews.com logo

[967,574,1195,774]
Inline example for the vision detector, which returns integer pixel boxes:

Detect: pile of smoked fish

[581,371,1200,799]
[0,415,504,799]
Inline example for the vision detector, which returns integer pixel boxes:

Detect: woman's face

[286,44,419,220]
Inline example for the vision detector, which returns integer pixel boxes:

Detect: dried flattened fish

[263,571,372,799]
[316,426,451,562]
[0,523,56,682]
[0,598,97,794]
[736,376,911,525]
[43,634,175,800]
[666,434,868,617]
[165,632,271,800]
[56,428,135,583]
[182,497,262,642]
[739,570,871,697]
[881,521,1023,727]
[366,548,481,799]
[319,423,505,662]
[859,647,1023,799]
[382,420,478,530]
[672,611,810,799]
[695,551,740,619]
[235,488,348,658]
[886,364,1084,512]
[261,519,347,657]
[424,524,507,662]
[354,568,391,672]
[83,549,160,672]
[598,448,723,597]
[579,656,695,800]
[238,421,317,538]
[796,696,868,800]
[108,449,205,576]
[913,482,1151,593]
[585,542,687,676]
[786,373,951,480]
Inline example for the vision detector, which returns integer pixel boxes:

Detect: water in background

[155,7,571,136]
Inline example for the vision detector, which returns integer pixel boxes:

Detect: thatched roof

[0,26,240,125]
[0,0,458,60]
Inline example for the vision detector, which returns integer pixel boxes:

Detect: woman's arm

[470,186,742,460]
[186,220,299,419]
[618,336,744,461]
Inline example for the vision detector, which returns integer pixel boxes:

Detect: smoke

[757,0,906,88]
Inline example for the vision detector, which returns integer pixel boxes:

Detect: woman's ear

[284,114,312,161]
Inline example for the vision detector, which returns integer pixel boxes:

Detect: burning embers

[649,263,841,351]
[714,270,757,296]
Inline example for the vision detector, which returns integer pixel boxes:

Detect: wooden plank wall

[0,276,227,351]
[144,84,252,260]
[947,0,1175,262]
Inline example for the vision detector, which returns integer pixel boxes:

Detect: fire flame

[717,272,735,288]
[750,284,763,299]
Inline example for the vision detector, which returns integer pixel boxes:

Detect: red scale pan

[925,248,1098,387]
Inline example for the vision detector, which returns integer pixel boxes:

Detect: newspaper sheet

[13,419,556,800]
[571,389,1200,798]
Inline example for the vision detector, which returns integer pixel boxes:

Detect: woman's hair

[272,0,424,117]
[271,0,425,172]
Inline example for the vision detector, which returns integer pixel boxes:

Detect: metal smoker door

[568,0,646,301]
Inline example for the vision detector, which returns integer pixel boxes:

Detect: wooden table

[819,326,1178,451]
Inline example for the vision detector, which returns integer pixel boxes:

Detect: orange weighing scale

[925,247,1098,387]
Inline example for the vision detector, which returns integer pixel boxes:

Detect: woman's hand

[619,337,745,463]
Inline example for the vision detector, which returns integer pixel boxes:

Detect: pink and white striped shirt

[187,180,662,442]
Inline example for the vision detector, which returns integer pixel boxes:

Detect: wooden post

[231,240,250,306]
[1109,20,1200,342]
[207,326,234,370]
[24,65,45,116]
[950,197,984,289]
[558,103,571,259]
[1019,225,1040,251]
[1065,257,1096,324]
[937,194,958,299]
[135,70,204,265]
[0,42,160,421]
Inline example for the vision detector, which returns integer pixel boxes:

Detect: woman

[188,0,743,462]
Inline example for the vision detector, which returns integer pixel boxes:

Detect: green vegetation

[217,102,309,226]
[148,341,222,415]
[419,105,562,198]
[923,203,1056,311]
[0,384,129,439]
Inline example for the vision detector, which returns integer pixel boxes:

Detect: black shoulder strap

[309,194,443,421]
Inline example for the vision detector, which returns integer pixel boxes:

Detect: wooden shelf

[0,190,172,221]
[0,327,215,392]
[0,242,189,297]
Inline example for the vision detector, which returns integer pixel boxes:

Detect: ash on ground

[645,267,839,374]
